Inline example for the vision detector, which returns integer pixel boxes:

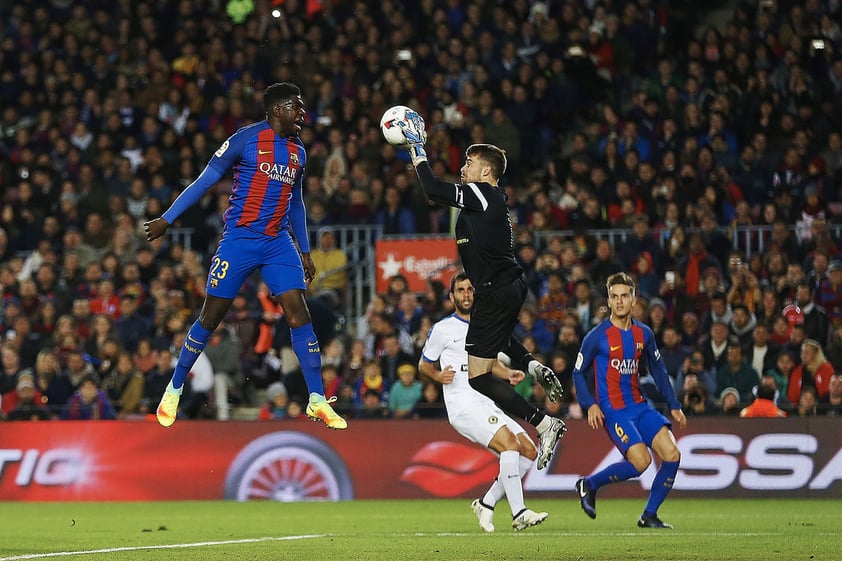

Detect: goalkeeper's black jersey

[416,163,523,292]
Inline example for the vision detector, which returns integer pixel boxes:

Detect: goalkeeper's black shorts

[465,274,528,359]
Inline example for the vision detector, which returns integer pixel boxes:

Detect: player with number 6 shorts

[572,272,686,529]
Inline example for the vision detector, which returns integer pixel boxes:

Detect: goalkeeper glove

[402,111,428,166]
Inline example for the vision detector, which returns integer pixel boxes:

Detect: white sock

[481,479,505,509]
[499,450,525,517]
[483,453,535,508]
[518,454,534,477]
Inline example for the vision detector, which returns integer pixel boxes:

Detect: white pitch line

[0,534,328,561]
[3,530,833,560]
[408,531,837,538]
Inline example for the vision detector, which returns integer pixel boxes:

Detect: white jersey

[421,313,525,446]
[421,313,489,412]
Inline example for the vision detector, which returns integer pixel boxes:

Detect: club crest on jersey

[488,416,499,425]
[290,152,300,165]
[636,342,644,352]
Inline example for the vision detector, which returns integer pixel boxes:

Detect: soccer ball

[380,105,415,146]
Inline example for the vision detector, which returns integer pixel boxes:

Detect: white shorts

[447,394,527,449]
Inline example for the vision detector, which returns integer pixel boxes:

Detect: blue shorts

[206,227,305,299]
[602,402,671,456]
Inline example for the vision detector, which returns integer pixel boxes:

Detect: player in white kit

[419,272,548,532]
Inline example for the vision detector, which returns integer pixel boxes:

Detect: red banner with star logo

[375,238,458,292]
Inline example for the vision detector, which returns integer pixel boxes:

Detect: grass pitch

[0,499,837,561]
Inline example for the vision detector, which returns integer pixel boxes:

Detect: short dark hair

[574,278,592,289]
[450,272,470,294]
[263,82,301,113]
[79,374,99,387]
[466,144,507,178]
[757,384,776,400]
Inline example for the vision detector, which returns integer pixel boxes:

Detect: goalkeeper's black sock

[469,373,545,427]
[504,337,536,372]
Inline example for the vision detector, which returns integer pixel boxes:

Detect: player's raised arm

[399,112,489,212]
[144,137,234,241]
[144,164,224,241]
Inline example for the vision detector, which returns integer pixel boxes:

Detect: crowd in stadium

[1,0,842,421]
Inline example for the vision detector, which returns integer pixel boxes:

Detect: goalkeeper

[399,113,566,470]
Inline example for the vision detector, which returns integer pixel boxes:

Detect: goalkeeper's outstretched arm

[403,115,487,212]
[413,160,489,212]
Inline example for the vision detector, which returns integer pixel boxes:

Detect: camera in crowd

[686,386,706,405]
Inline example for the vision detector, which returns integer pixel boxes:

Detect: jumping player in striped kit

[573,272,685,528]
[144,82,346,430]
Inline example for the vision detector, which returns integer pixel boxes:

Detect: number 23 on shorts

[208,257,230,289]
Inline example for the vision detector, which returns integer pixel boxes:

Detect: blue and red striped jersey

[573,318,681,412]
[208,121,307,237]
